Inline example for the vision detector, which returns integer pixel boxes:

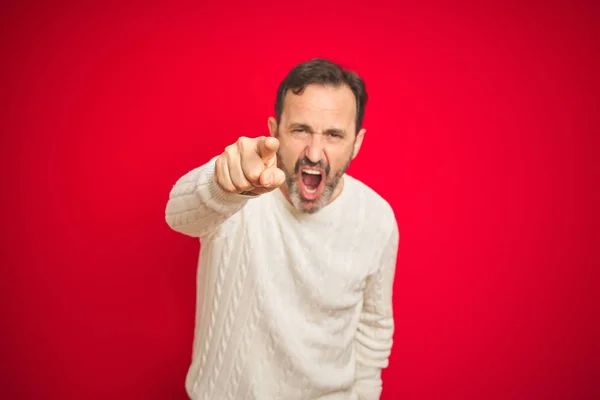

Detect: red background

[1,1,598,399]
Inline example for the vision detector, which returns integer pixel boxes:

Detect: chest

[238,206,378,312]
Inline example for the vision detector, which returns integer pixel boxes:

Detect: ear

[351,128,366,160]
[267,117,278,138]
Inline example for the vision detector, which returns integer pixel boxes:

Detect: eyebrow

[287,122,346,136]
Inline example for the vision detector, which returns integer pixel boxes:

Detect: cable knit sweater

[165,156,400,400]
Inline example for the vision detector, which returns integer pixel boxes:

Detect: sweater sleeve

[165,156,253,238]
[353,222,400,399]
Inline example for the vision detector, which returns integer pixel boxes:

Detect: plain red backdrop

[1,0,598,399]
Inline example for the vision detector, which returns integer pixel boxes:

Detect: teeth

[303,169,321,175]
[305,187,317,194]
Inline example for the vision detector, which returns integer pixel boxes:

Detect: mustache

[294,157,330,176]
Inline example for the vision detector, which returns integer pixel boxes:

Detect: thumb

[256,136,279,162]
[259,166,286,188]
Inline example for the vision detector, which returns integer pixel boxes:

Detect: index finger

[256,136,279,161]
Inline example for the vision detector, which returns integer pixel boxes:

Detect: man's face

[268,83,365,214]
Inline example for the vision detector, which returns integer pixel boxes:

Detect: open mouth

[300,169,323,196]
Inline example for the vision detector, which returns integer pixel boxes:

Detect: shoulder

[344,174,399,238]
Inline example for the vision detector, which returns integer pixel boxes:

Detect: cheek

[278,147,299,172]
[280,140,305,160]
[325,145,353,169]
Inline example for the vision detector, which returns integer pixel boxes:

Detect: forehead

[281,84,356,129]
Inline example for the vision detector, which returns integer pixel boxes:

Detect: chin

[289,181,333,215]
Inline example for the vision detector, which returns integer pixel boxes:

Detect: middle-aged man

[165,57,400,400]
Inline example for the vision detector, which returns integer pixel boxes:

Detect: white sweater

[165,156,400,400]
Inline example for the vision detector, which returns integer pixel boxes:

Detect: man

[165,58,400,400]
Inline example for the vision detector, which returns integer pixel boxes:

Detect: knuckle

[236,176,254,190]
[246,168,260,181]
[236,136,249,149]
[216,177,230,192]
[232,181,248,192]
[225,143,239,157]
[224,180,238,193]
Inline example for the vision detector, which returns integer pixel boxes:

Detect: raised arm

[354,221,400,399]
[165,136,285,238]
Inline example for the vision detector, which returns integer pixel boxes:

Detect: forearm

[165,156,250,238]
[354,224,399,399]
[354,315,394,399]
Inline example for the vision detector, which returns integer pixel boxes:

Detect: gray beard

[278,151,352,214]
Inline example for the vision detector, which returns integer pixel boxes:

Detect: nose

[305,133,324,163]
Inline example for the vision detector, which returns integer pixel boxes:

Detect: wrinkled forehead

[281,84,357,131]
